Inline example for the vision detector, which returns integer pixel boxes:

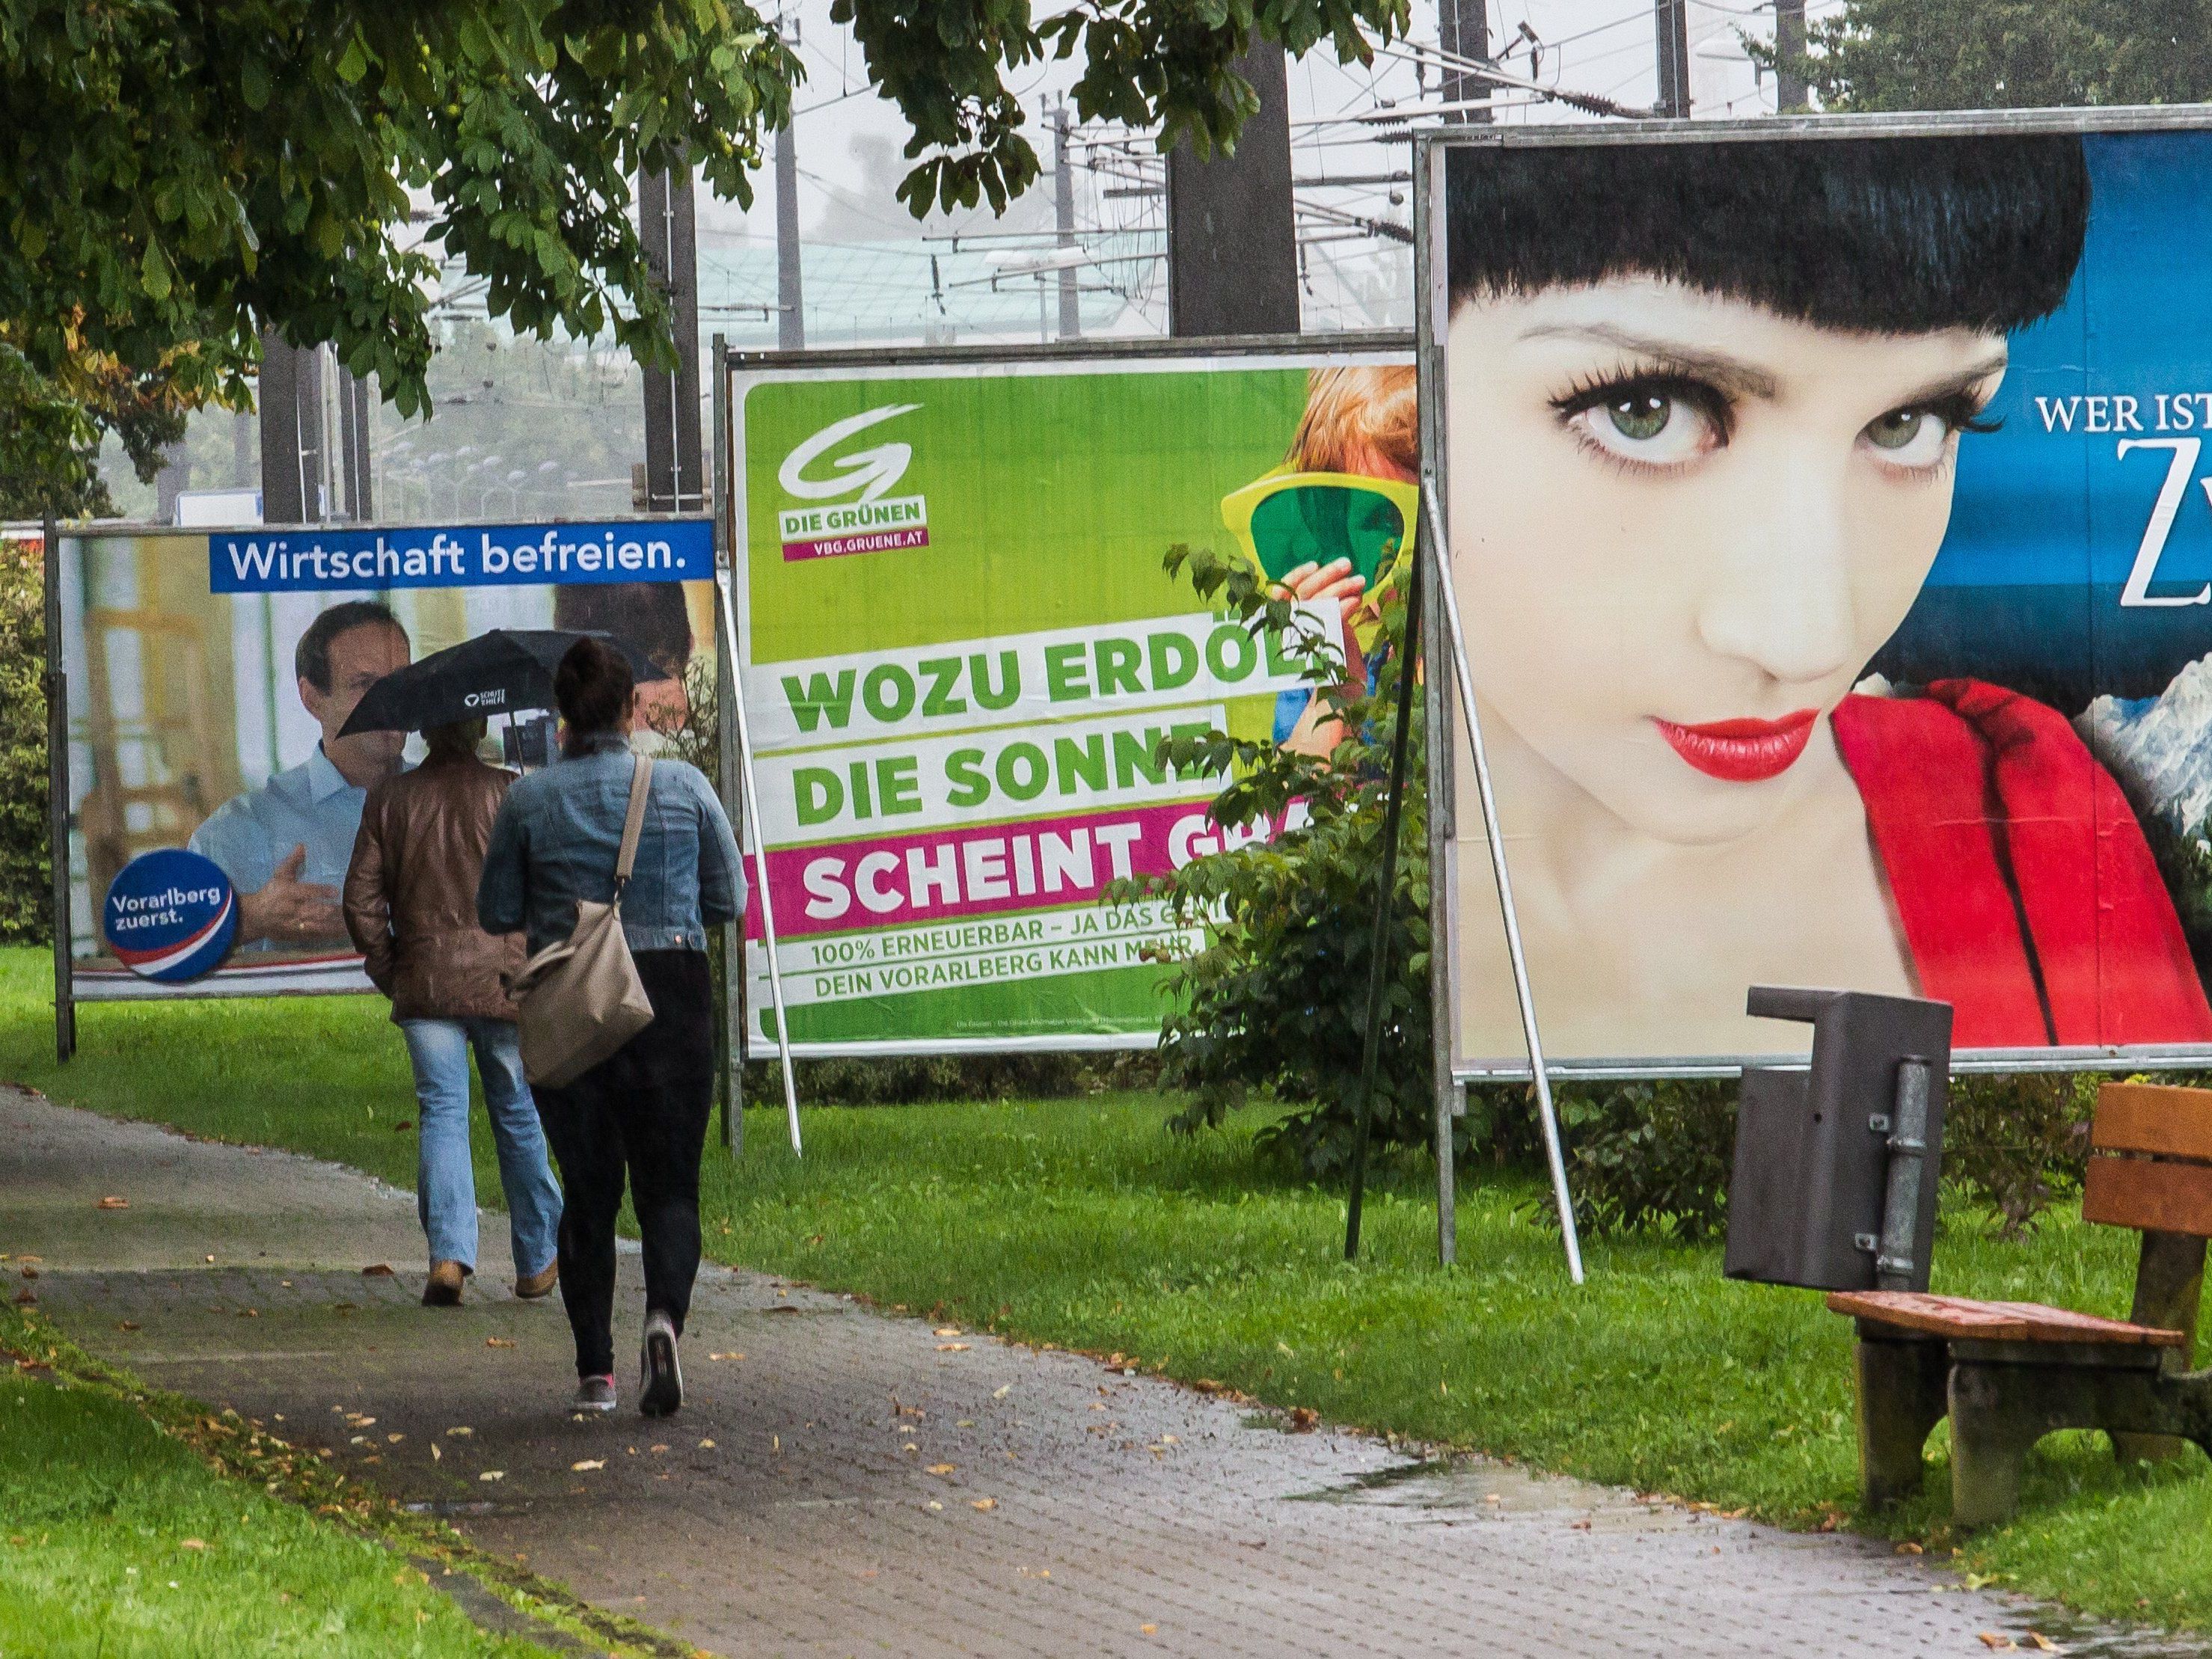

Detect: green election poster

[732,346,1416,1052]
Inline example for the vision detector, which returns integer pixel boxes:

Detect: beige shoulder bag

[509,754,658,1087]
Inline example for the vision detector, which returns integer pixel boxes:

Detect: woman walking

[343,717,563,1307]
[477,639,744,1416]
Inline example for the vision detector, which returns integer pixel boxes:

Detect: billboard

[730,340,1415,1053]
[57,519,715,999]
[1429,115,2212,1074]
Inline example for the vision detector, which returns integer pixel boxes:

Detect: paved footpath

[1,1084,2187,1659]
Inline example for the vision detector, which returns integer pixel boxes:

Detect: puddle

[2004,1608,2210,1659]
[402,1500,503,1518]
[1286,1456,1670,1533]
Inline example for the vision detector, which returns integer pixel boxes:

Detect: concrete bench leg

[1947,1361,2048,1529]
[1853,1335,1949,1509]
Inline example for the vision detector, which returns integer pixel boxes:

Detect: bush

[1549,1079,1738,1242]
[1535,1069,2123,1245]
[0,536,45,945]
[1115,542,1435,1177]
[1941,1070,2098,1239]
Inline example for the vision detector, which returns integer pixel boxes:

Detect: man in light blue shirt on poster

[190,601,413,950]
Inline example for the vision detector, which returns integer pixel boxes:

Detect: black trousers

[532,949,714,1379]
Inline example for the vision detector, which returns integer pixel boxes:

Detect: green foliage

[1,0,1410,508]
[1551,1079,1738,1242]
[1113,541,1430,1176]
[1538,1070,2106,1245]
[1757,0,2212,111]
[0,536,46,944]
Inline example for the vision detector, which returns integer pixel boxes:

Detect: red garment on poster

[1832,681,2212,1049]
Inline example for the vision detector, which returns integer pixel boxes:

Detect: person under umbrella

[343,716,564,1307]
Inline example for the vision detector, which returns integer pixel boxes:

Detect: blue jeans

[398,1018,562,1279]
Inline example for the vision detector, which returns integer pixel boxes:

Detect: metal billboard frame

[1413,105,2212,1107]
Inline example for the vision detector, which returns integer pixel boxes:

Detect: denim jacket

[477,735,744,957]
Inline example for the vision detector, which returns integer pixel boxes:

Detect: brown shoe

[423,1260,465,1307]
[514,1261,559,1301]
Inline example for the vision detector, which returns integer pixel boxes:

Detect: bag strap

[614,755,654,891]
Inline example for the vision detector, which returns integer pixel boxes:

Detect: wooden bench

[1827,1082,2212,1527]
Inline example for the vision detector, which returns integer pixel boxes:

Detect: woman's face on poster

[1447,277,2010,844]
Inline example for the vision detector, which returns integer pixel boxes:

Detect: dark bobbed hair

[555,637,634,745]
[295,600,405,692]
[1446,135,2091,334]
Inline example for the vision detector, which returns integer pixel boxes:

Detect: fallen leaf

[934,1327,962,1337]
[114,1321,138,1332]
[698,1438,716,1449]
[444,1426,473,1437]
[237,1308,259,1319]
[96,1196,129,1209]
[2026,1637,2059,1655]
[926,1500,943,1512]
[11,1290,33,1307]
[386,1433,403,1444]
[937,1343,970,1352]
[650,1444,669,1454]
[179,1539,206,1551]
[478,1471,504,1482]
[1141,1625,1158,1637]
[393,1120,413,1132]
[571,1459,606,1472]
[361,1264,394,1278]
[1896,1541,1924,1555]
[430,1444,441,1462]
[485,1337,515,1349]
[708,1352,745,1361]
[1287,1407,1319,1432]
[926,1463,957,1475]
[970,1497,997,1512]
[1979,1637,2016,1652]
[16,1266,35,1281]
[992,1384,1011,1399]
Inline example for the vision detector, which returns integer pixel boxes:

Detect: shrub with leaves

[1109,542,1431,1176]
[1940,1070,2098,1239]
[0,537,46,944]
[1546,1079,1738,1242]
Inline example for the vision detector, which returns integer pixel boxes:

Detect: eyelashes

[1546,361,1999,475]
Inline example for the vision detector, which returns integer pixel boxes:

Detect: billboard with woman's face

[1434,120,2212,1072]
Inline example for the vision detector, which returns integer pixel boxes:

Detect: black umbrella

[338,628,672,736]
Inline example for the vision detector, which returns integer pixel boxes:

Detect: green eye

[1608,393,1672,442]
[1866,409,1929,450]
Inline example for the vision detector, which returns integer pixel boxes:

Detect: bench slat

[2092,1082,2212,1162]
[2083,1155,2212,1237]
[1826,1290,2185,1346]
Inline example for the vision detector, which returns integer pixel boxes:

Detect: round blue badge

[102,849,238,983]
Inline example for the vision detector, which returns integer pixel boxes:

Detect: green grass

[0,1310,551,1658]
[4,944,2210,1634]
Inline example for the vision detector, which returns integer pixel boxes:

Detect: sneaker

[574,1375,618,1413]
[639,1310,682,1417]
[422,1260,465,1307]
[515,1262,559,1301]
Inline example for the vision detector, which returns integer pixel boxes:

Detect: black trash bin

[1723,987,1952,1293]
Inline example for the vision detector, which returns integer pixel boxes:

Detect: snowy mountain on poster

[2079,653,2212,844]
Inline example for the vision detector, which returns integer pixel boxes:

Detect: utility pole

[1654,0,1691,118]
[640,162,705,511]
[1165,42,1299,337]
[257,332,325,524]
[1052,101,1081,340]
[335,366,373,521]
[775,16,806,352]
[1774,0,1807,113]
[1439,0,1491,121]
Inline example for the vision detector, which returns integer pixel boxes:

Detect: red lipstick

[1653,709,1818,783]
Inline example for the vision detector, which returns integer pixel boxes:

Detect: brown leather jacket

[343,753,525,1022]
